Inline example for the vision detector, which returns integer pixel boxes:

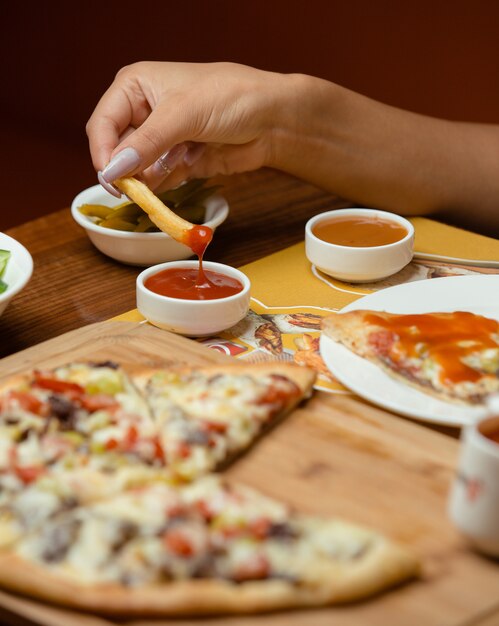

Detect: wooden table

[1,169,499,626]
[2,169,349,359]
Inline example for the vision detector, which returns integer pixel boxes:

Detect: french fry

[114,177,194,244]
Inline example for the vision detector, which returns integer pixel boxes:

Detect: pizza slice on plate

[0,475,419,616]
[137,363,315,480]
[322,310,499,404]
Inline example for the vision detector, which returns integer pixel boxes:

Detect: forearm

[271,74,499,234]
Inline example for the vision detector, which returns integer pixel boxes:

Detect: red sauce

[181,223,213,283]
[184,225,213,260]
[365,311,499,385]
[313,215,407,247]
[144,268,244,300]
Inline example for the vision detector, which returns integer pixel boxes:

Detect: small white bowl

[305,208,414,282]
[71,184,229,266]
[0,232,33,316]
[136,261,251,336]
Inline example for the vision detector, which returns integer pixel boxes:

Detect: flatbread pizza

[0,359,419,615]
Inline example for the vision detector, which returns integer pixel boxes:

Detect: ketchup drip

[184,225,213,286]
[145,223,244,300]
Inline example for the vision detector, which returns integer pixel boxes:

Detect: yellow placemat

[411,217,499,259]
[114,218,498,392]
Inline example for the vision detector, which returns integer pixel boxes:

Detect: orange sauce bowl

[136,261,251,336]
[305,208,414,282]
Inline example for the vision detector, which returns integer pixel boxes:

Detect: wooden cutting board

[0,320,497,626]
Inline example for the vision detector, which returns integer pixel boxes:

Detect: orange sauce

[484,429,499,445]
[313,215,407,247]
[479,417,499,446]
[144,268,243,301]
[366,311,498,385]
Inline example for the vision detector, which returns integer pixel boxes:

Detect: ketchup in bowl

[144,267,244,301]
[136,261,251,336]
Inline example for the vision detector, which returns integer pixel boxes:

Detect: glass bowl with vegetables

[71,180,229,266]
[0,232,33,317]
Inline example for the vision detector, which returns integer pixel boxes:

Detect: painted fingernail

[98,171,121,198]
[153,144,188,177]
[184,143,205,166]
[101,147,141,183]
[159,144,188,171]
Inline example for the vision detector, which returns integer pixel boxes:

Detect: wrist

[266,73,343,175]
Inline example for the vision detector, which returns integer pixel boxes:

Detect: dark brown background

[1,0,498,232]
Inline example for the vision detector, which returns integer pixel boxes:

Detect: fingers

[95,101,204,193]
[140,143,203,190]
[86,61,278,196]
[150,141,268,195]
[86,81,150,172]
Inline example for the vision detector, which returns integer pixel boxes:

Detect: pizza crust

[0,538,418,615]
[133,361,316,397]
[0,374,31,395]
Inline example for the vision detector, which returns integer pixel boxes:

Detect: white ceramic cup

[305,208,414,282]
[448,409,499,557]
[136,261,251,337]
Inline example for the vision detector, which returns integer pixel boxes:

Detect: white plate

[320,275,499,426]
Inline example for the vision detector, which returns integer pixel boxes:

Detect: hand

[86,61,293,195]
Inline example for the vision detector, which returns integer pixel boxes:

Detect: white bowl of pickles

[71,180,229,266]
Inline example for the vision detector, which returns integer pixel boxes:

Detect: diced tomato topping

[15,465,45,484]
[233,554,270,582]
[151,436,166,462]
[194,499,214,522]
[7,447,44,483]
[105,438,119,450]
[176,442,191,459]
[249,517,272,540]
[6,390,47,416]
[203,420,228,434]
[125,425,138,447]
[367,330,396,357]
[79,394,119,412]
[163,529,194,557]
[257,382,297,406]
[33,372,85,397]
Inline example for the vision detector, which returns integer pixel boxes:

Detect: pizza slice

[322,310,499,404]
[0,475,419,615]
[0,362,163,492]
[137,363,316,480]
[0,463,171,548]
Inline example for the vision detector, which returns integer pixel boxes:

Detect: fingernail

[101,147,141,182]
[152,144,188,177]
[159,144,188,170]
[184,143,205,166]
[98,171,122,198]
